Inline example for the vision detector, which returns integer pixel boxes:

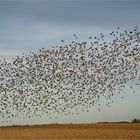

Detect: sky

[0,0,140,126]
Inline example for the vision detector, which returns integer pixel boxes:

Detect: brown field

[0,123,140,139]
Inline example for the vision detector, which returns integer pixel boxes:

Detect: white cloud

[0,51,18,56]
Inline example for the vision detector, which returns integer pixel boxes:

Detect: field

[0,123,140,139]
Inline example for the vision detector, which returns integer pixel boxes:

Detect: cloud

[0,1,140,28]
[0,0,140,58]
[0,51,18,56]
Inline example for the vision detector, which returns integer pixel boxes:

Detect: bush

[131,118,140,123]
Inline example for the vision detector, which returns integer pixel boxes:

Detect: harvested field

[0,123,140,139]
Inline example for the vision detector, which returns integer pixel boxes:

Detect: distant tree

[131,118,140,123]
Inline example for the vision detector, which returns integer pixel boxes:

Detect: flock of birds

[0,27,140,123]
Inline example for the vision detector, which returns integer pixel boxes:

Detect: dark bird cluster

[0,27,140,122]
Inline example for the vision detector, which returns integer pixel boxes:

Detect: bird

[61,40,64,43]
[0,27,139,124]
[89,36,92,39]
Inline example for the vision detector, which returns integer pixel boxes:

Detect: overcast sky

[0,0,140,126]
[0,0,140,58]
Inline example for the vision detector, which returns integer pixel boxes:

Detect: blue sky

[0,0,140,59]
[0,0,140,125]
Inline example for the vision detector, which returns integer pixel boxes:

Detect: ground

[0,123,140,139]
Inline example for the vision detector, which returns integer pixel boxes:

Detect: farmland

[0,123,140,139]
